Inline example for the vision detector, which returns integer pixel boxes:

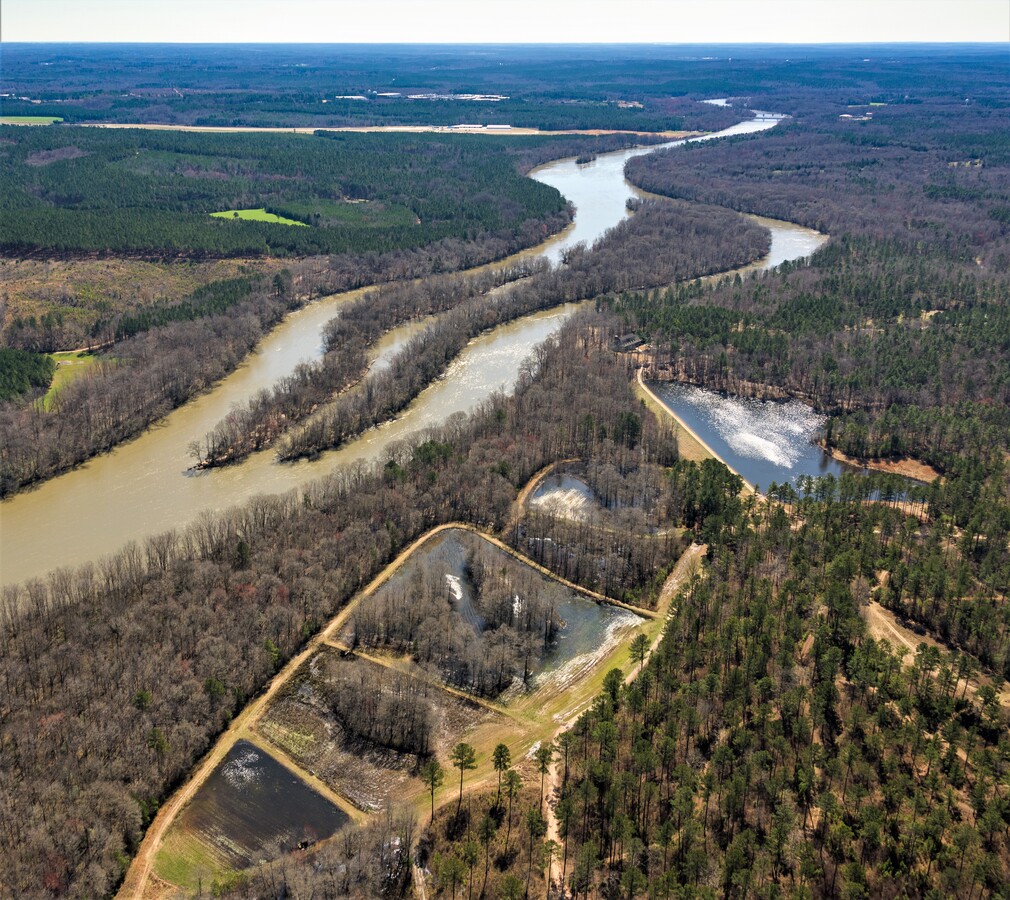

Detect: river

[0,112,824,589]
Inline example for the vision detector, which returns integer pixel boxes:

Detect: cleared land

[824,445,942,483]
[863,600,1010,708]
[209,208,308,226]
[259,648,503,813]
[0,116,63,125]
[0,256,280,349]
[39,349,98,410]
[92,122,696,138]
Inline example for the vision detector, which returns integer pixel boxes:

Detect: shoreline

[635,368,755,494]
[819,443,941,483]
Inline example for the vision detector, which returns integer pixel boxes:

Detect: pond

[169,739,350,870]
[650,382,858,491]
[529,473,598,520]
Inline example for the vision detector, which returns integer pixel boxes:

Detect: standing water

[650,383,855,491]
[1,113,822,588]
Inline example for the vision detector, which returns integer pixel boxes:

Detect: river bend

[1,112,826,588]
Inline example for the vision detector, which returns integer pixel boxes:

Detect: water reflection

[650,382,857,491]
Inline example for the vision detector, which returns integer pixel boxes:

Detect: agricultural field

[0,115,63,125]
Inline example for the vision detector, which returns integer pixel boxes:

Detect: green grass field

[210,208,308,226]
[40,350,99,411]
[153,827,232,893]
[1,116,63,125]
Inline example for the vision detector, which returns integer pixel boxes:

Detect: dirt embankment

[634,368,756,493]
[119,517,659,898]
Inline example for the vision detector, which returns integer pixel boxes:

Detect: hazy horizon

[4,0,1007,44]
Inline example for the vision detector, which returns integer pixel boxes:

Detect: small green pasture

[210,208,308,226]
[1,116,63,125]
[154,826,233,893]
[40,350,99,410]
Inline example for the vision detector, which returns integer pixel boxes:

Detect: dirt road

[863,600,1010,707]
[541,542,706,884]
[118,517,657,897]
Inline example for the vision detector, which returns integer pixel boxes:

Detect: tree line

[196,199,767,465]
[0,347,56,402]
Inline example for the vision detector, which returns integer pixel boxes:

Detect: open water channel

[1,111,826,588]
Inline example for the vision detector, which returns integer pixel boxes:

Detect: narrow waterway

[1,112,823,588]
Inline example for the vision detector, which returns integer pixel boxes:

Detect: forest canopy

[0,127,569,257]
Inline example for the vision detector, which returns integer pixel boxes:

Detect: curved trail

[540,543,706,875]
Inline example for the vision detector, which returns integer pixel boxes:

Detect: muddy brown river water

[0,112,826,588]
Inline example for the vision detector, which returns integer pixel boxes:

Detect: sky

[3,0,1008,44]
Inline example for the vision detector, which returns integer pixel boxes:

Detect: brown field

[259,647,502,813]
[0,256,280,344]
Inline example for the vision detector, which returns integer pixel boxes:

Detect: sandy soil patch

[824,446,941,483]
[863,600,1010,706]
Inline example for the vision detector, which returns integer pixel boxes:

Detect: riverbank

[2,112,785,590]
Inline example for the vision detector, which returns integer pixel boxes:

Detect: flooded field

[261,649,498,812]
[155,739,350,887]
[348,528,643,700]
[516,595,641,698]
